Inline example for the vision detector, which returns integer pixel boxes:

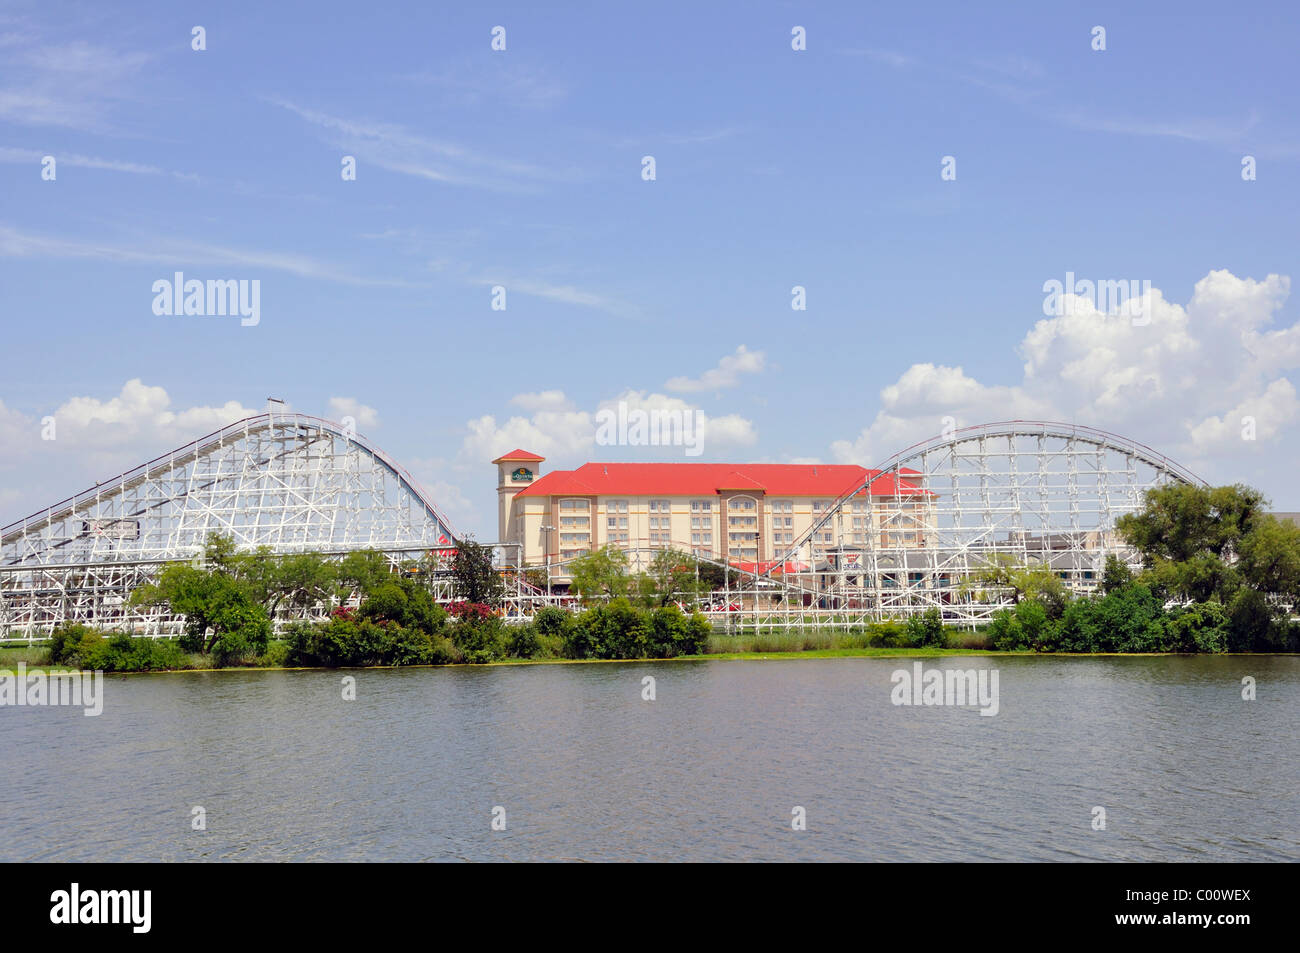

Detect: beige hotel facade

[492,450,931,575]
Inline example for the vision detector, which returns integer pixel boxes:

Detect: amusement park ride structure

[0,414,1202,641]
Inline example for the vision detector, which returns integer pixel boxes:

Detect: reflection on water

[2,656,1296,861]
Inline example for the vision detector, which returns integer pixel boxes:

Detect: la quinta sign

[511,466,534,483]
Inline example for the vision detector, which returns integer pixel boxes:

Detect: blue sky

[3,0,1299,538]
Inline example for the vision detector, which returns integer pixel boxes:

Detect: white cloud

[665,345,767,393]
[509,390,573,412]
[829,270,1300,480]
[328,397,379,430]
[457,388,758,471]
[0,381,258,522]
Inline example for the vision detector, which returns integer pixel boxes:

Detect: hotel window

[648,499,671,514]
[560,533,588,544]
[606,499,628,514]
[559,501,590,530]
[649,531,670,547]
[729,546,758,558]
[649,516,668,530]
[691,532,713,545]
[730,498,756,511]
[607,516,628,529]
[728,515,757,528]
[561,549,586,560]
[771,500,792,514]
[852,516,866,530]
[812,499,832,514]
[607,532,629,544]
[690,499,713,513]
[851,500,868,513]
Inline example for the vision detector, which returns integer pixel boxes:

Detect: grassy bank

[705,625,991,655]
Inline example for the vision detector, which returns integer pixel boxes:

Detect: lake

[2,656,1296,861]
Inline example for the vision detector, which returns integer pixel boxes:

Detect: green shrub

[564,599,646,659]
[533,606,570,638]
[1164,602,1229,653]
[47,624,101,666]
[641,606,710,657]
[989,599,1050,651]
[48,628,188,671]
[506,623,550,659]
[450,615,508,664]
[866,620,909,648]
[903,608,947,648]
[259,640,292,667]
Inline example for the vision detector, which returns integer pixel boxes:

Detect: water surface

[3,656,1296,861]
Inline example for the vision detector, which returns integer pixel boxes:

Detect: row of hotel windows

[547,497,922,560]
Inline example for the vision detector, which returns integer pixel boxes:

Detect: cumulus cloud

[458,388,758,468]
[665,345,766,393]
[0,380,257,521]
[327,396,379,430]
[830,270,1298,481]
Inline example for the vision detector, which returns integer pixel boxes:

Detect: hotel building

[492,450,931,575]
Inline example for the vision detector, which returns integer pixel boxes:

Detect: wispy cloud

[838,48,916,69]
[0,223,420,287]
[1050,108,1262,146]
[470,273,633,316]
[0,146,198,180]
[839,45,1275,153]
[0,38,151,131]
[267,97,570,192]
[400,62,568,109]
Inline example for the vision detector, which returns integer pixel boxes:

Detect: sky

[2,0,1299,540]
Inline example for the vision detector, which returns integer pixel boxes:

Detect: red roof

[729,559,812,574]
[492,448,546,464]
[515,462,927,499]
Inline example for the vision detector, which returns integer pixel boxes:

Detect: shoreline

[3,647,1296,678]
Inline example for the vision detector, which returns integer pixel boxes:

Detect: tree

[131,562,270,659]
[644,549,707,607]
[451,538,504,607]
[1235,514,1300,604]
[1117,483,1267,562]
[336,549,393,599]
[968,555,1069,618]
[567,546,632,602]
[1118,483,1300,610]
[1101,554,1133,594]
[247,550,338,617]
